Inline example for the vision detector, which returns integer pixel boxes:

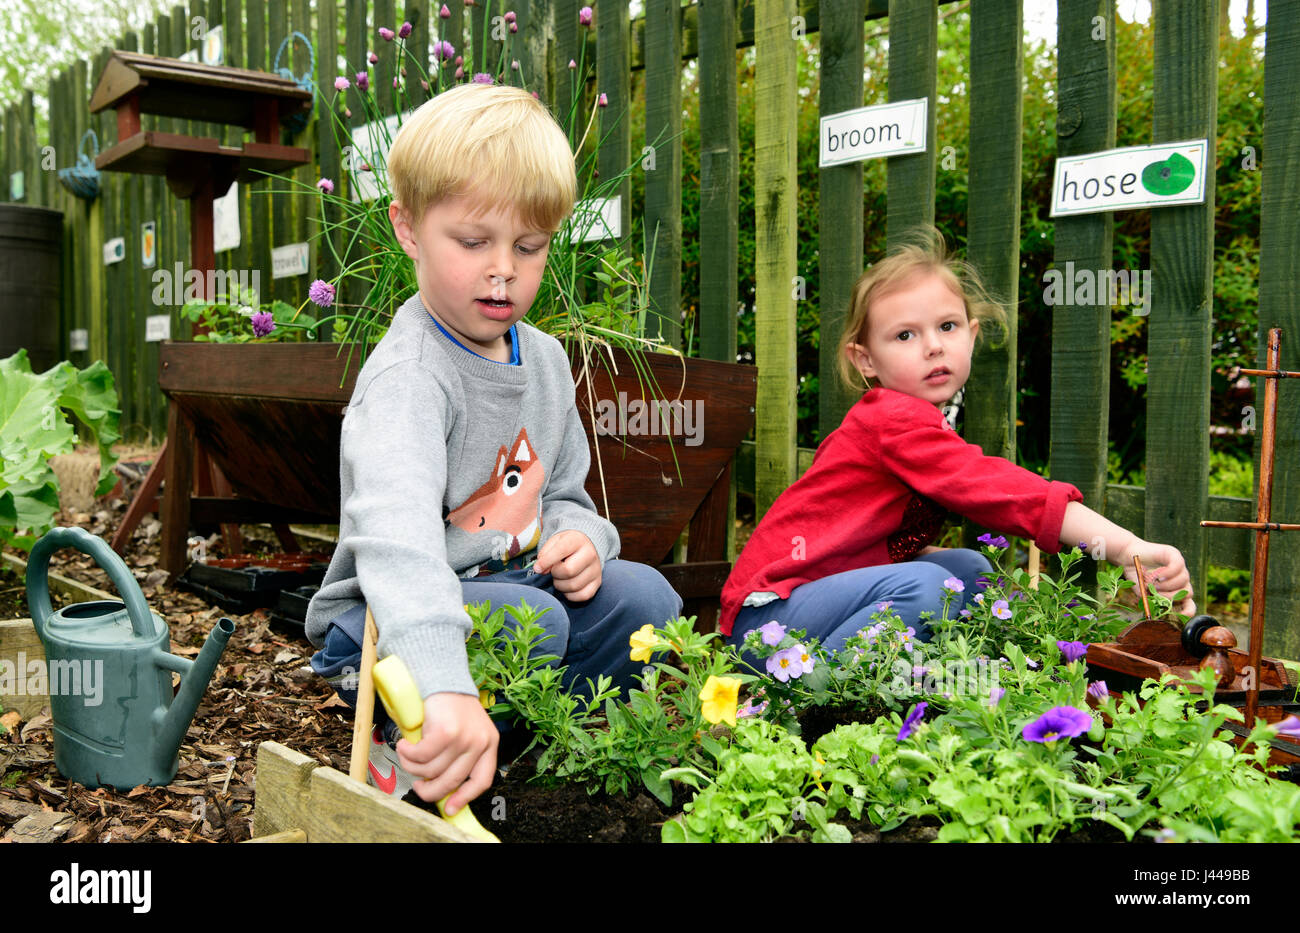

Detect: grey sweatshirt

[305,294,620,699]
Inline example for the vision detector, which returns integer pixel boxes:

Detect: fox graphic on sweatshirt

[446,428,545,574]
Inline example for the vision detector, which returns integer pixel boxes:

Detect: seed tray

[186,557,328,594]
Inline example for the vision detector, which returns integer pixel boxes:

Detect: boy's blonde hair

[386,83,577,232]
[836,226,1010,391]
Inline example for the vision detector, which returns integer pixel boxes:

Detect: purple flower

[398,21,412,38]
[991,599,1012,620]
[251,311,276,338]
[579,6,593,25]
[959,608,972,619]
[598,92,608,107]
[472,72,495,84]
[1022,706,1093,744]
[737,699,768,719]
[988,686,1005,709]
[1273,715,1300,738]
[509,22,517,32]
[308,279,336,307]
[504,10,516,22]
[767,646,807,683]
[1086,680,1109,703]
[1026,658,1039,669]
[453,68,464,79]
[977,533,1009,549]
[869,753,880,766]
[973,593,984,605]
[440,4,451,18]
[568,58,577,70]
[333,76,349,91]
[1057,640,1088,664]
[875,600,893,613]
[316,178,335,194]
[942,576,965,594]
[368,51,379,64]
[378,26,395,40]
[897,702,927,741]
[355,71,370,91]
[757,620,786,647]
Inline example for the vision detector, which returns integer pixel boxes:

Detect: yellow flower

[479,688,496,709]
[698,675,741,726]
[628,624,661,663]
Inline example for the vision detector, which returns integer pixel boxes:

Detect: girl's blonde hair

[836,226,1010,392]
[386,83,577,233]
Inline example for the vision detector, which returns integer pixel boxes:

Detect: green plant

[570,616,750,804]
[0,350,120,550]
[179,289,321,343]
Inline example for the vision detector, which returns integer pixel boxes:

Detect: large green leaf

[0,350,121,550]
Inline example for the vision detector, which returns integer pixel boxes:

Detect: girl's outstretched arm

[1058,500,1196,615]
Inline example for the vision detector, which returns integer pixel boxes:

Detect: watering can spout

[155,617,236,767]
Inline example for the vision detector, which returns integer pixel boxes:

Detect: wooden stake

[348,607,379,784]
[1028,542,1041,590]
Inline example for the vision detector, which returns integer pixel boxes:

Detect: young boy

[304,83,682,816]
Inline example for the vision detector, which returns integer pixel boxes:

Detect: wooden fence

[2,0,1299,653]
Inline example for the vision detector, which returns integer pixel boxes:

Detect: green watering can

[25,526,235,790]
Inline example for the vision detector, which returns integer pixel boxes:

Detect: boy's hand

[535,530,601,602]
[395,692,498,815]
[1117,540,1197,616]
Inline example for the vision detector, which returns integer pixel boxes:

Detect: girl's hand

[1117,539,1196,616]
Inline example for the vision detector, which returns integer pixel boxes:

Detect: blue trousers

[310,559,683,726]
[728,548,992,657]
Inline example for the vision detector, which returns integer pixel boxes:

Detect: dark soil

[0,561,70,620]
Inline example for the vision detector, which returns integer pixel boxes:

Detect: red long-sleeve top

[720,387,1084,635]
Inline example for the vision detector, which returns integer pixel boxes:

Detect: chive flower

[316,178,335,194]
[308,279,336,307]
[1022,706,1092,744]
[504,10,516,21]
[398,22,412,38]
[598,92,608,107]
[333,76,349,91]
[579,6,593,25]
[472,72,494,84]
[251,311,276,338]
[355,71,370,91]
[379,26,395,40]
[440,4,451,17]
[368,51,379,64]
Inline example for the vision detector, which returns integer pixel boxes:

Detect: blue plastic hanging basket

[273,31,316,134]
[57,130,101,201]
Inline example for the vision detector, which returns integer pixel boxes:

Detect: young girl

[720,229,1194,653]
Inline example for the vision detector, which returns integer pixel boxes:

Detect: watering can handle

[25,526,155,642]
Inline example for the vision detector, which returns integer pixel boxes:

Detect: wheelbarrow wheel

[1181,614,1221,658]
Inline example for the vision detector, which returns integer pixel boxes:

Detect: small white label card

[145,315,172,342]
[271,242,310,279]
[1050,139,1208,217]
[819,98,928,168]
[69,329,89,351]
[103,237,125,264]
[569,196,622,243]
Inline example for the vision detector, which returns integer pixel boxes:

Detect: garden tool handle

[25,525,155,642]
[369,643,500,842]
[1132,556,1154,619]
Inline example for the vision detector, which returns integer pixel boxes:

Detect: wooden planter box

[157,341,756,627]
